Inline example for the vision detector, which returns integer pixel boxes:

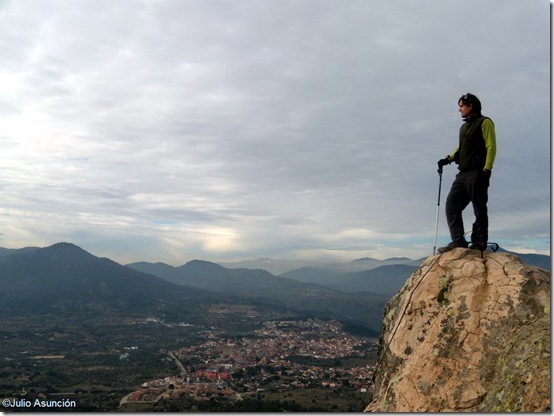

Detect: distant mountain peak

[51,242,78,247]
[183,259,226,270]
[47,242,87,251]
[0,241,213,318]
[352,257,379,262]
[42,242,95,259]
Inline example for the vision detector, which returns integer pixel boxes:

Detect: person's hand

[437,156,451,173]
[480,168,491,185]
[437,157,451,168]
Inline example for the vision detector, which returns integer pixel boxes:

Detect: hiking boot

[437,241,468,253]
[469,242,487,251]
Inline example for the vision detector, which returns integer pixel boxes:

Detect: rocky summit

[366,248,550,413]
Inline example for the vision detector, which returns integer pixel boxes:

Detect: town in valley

[119,318,378,411]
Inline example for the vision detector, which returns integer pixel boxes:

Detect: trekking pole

[432,165,443,255]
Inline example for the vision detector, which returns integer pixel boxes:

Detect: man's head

[458,93,482,120]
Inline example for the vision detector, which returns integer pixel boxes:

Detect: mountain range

[220,256,423,276]
[125,259,391,333]
[127,259,418,298]
[0,243,390,334]
[0,242,226,324]
[1,242,549,335]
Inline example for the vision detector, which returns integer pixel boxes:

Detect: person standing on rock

[437,93,497,253]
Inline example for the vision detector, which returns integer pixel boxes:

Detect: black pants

[445,169,490,244]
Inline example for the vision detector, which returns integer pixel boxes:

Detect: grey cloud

[0,0,549,264]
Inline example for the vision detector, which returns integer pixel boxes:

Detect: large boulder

[366,249,550,412]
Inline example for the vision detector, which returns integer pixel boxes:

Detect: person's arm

[448,146,459,162]
[482,119,496,171]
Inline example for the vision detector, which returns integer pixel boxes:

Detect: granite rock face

[366,249,550,412]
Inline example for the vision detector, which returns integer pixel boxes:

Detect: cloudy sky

[0,0,550,266]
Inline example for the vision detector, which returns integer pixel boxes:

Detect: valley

[120,318,377,412]
[0,313,377,412]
